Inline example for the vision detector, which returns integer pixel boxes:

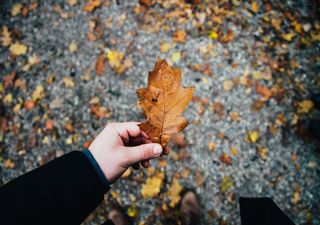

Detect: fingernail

[153,145,163,155]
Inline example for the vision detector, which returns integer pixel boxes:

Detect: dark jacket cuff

[82,149,110,189]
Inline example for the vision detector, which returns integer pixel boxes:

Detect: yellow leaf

[167,177,183,208]
[3,93,13,104]
[251,1,259,13]
[271,18,281,31]
[11,3,23,16]
[127,205,138,218]
[13,103,22,113]
[297,100,314,114]
[209,30,219,40]
[258,147,268,160]
[9,42,28,56]
[0,83,3,93]
[66,136,73,145]
[252,70,261,80]
[171,51,180,63]
[247,130,259,143]
[107,50,125,74]
[282,33,295,41]
[230,147,238,156]
[160,42,172,53]
[63,76,75,88]
[32,85,45,101]
[69,41,77,53]
[1,25,11,47]
[292,21,302,33]
[28,54,40,65]
[141,172,164,198]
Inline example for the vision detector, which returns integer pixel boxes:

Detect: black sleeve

[0,151,109,225]
[239,197,295,225]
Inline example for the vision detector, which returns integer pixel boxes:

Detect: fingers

[124,143,163,165]
[108,122,141,144]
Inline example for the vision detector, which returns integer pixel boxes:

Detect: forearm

[0,151,109,225]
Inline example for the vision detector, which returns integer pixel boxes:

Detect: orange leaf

[84,0,102,12]
[137,59,195,147]
[45,120,54,130]
[24,100,35,110]
[256,83,272,100]
[172,30,186,43]
[95,55,105,76]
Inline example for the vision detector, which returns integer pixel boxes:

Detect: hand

[88,122,169,183]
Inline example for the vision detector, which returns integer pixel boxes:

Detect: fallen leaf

[69,41,77,53]
[230,147,238,156]
[230,111,240,121]
[45,120,54,130]
[63,76,74,88]
[208,30,219,40]
[258,146,268,160]
[141,172,165,198]
[68,0,78,6]
[160,42,172,53]
[11,3,23,16]
[1,25,11,47]
[251,99,265,111]
[213,102,224,117]
[167,177,183,207]
[95,55,105,76]
[297,100,314,114]
[195,171,205,186]
[208,142,215,151]
[139,0,154,7]
[32,85,45,101]
[256,83,272,100]
[9,42,28,56]
[84,0,102,12]
[219,29,234,43]
[220,176,234,192]
[171,51,180,63]
[3,93,13,104]
[137,59,195,147]
[24,100,35,110]
[83,140,93,149]
[282,33,295,41]
[4,159,15,169]
[172,30,186,43]
[223,80,234,91]
[107,50,125,74]
[251,1,259,13]
[247,130,259,143]
[220,153,232,165]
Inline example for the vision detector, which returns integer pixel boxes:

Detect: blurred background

[0,0,319,224]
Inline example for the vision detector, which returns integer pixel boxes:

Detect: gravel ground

[0,0,319,224]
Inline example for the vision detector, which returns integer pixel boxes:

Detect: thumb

[125,143,163,165]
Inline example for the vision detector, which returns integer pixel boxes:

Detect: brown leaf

[95,55,105,76]
[137,59,194,147]
[256,83,272,100]
[139,0,154,7]
[172,30,186,43]
[213,102,224,117]
[220,153,232,165]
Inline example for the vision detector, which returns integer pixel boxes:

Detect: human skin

[88,122,170,183]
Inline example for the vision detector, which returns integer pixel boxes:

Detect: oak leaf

[137,59,194,147]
